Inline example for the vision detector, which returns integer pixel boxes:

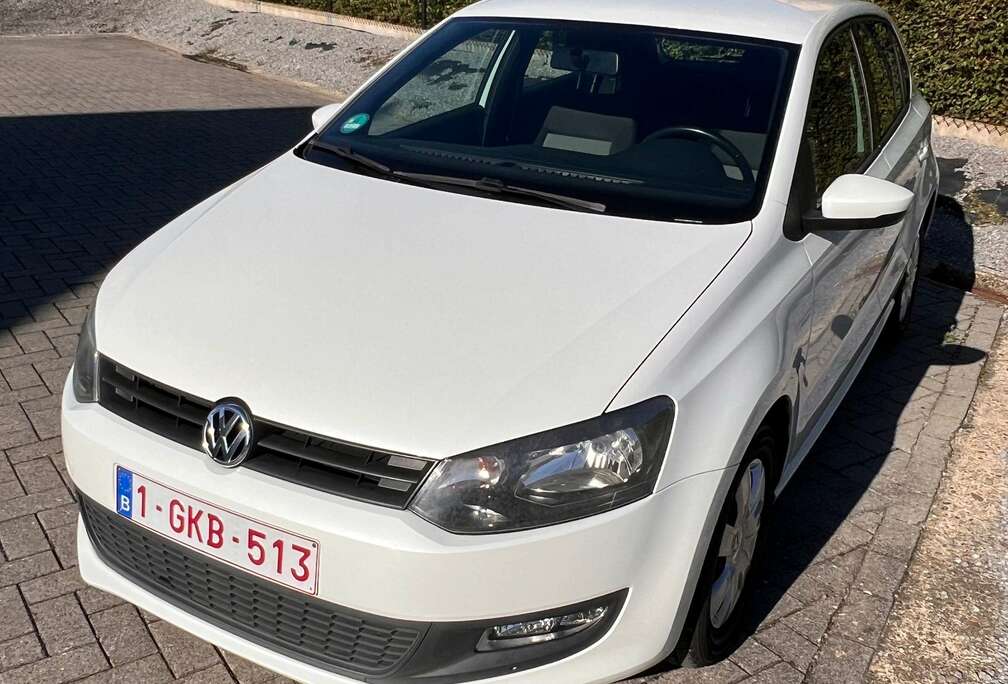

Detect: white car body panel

[66,375,726,683]
[97,153,750,459]
[63,0,940,681]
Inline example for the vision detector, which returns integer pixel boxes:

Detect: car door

[854,18,929,309]
[797,24,903,437]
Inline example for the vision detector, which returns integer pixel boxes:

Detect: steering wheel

[642,126,756,188]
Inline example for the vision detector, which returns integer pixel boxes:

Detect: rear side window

[854,20,909,144]
[804,30,872,198]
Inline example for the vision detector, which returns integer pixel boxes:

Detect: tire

[678,425,777,667]
[883,236,921,343]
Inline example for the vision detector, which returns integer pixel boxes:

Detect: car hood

[97,153,750,458]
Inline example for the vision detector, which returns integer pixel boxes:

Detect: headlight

[72,308,98,403]
[409,397,674,534]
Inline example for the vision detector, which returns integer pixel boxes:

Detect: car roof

[454,0,883,45]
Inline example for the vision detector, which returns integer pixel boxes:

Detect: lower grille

[96,356,435,508]
[79,495,428,678]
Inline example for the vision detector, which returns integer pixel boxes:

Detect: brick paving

[0,34,326,684]
[0,33,1003,684]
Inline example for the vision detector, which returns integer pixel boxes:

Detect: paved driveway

[0,34,1003,684]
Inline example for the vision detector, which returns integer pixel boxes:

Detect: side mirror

[803,174,914,232]
[311,103,344,133]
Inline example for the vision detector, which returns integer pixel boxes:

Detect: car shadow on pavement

[735,203,987,663]
[747,295,986,611]
[923,193,980,291]
[636,197,988,680]
[0,106,316,321]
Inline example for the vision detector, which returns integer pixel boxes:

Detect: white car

[64,0,937,681]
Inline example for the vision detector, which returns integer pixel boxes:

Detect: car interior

[313,21,796,221]
[376,28,785,187]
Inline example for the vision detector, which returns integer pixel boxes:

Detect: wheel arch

[760,395,792,496]
[664,391,794,665]
[919,189,937,240]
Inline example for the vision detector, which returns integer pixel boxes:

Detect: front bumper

[63,381,722,683]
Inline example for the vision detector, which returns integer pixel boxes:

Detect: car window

[370,28,513,136]
[804,29,872,199]
[310,19,798,224]
[854,20,908,145]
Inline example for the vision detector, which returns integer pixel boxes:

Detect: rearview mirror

[804,174,914,232]
[551,47,620,76]
[311,103,344,133]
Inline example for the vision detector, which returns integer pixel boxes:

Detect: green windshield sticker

[340,113,371,134]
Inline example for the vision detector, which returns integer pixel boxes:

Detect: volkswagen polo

[64,0,937,681]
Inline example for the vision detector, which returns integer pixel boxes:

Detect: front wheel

[682,426,776,665]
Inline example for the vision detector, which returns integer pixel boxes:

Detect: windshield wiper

[393,172,607,214]
[307,144,606,214]
[308,139,393,176]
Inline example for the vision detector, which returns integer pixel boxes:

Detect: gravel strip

[935,135,1008,206]
[0,0,413,97]
[1002,446,1008,684]
[869,311,1008,684]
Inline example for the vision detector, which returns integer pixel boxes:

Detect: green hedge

[878,0,1007,126]
[275,0,1007,125]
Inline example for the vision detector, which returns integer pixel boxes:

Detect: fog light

[477,605,609,650]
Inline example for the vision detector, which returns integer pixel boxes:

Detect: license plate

[115,466,320,594]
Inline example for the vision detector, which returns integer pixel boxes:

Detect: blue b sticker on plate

[116,466,133,519]
[340,113,371,134]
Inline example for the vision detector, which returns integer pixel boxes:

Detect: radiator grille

[79,494,428,677]
[97,357,435,508]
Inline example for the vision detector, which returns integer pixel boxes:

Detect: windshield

[304,19,798,224]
